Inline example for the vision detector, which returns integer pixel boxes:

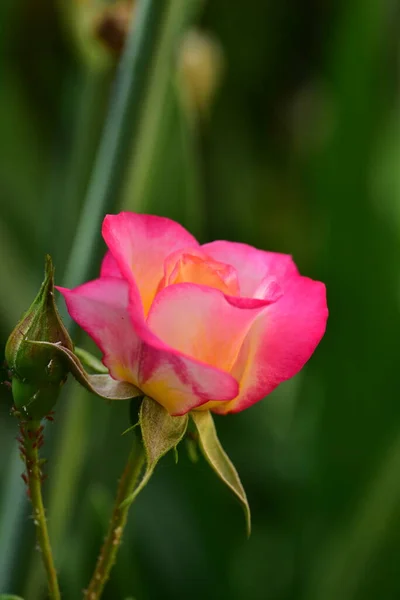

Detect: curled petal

[159,248,240,297]
[211,276,328,414]
[58,279,239,416]
[127,291,239,415]
[202,241,299,298]
[102,212,199,314]
[147,283,270,373]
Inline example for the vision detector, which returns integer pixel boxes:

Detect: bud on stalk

[5,256,73,420]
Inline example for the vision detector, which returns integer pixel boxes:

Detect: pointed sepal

[29,341,142,401]
[120,396,188,508]
[191,410,251,536]
[74,346,108,374]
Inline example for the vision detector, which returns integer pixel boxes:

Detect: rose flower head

[58,212,328,416]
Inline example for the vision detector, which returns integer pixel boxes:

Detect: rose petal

[58,279,238,415]
[210,275,328,414]
[202,241,299,299]
[56,278,136,378]
[127,290,239,415]
[147,283,268,373]
[102,213,199,314]
[159,248,240,297]
[100,251,122,278]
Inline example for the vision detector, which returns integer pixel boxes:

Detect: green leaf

[191,410,251,536]
[29,341,142,401]
[0,595,25,599]
[120,396,188,508]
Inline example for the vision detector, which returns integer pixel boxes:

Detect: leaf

[29,341,142,401]
[191,410,251,536]
[0,595,25,599]
[120,396,188,508]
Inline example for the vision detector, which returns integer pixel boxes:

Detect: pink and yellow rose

[58,212,328,416]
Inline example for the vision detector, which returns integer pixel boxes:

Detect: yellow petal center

[159,251,239,296]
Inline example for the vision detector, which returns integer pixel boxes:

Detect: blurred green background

[1,0,400,599]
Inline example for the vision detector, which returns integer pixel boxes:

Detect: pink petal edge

[102,212,200,315]
[212,275,328,414]
[100,251,122,278]
[146,282,271,374]
[202,241,299,298]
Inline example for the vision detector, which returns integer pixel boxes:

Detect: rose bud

[5,255,73,420]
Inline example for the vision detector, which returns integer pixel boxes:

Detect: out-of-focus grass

[0,0,399,599]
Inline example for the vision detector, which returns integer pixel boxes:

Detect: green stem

[22,420,60,600]
[84,442,144,600]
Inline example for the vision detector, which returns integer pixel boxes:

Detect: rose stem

[84,442,144,600]
[21,420,61,600]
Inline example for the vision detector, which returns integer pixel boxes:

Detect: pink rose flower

[58,212,328,416]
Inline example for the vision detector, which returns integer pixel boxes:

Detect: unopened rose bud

[5,256,73,420]
[178,30,224,118]
[91,3,223,118]
[94,1,134,55]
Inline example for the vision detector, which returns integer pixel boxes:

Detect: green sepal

[191,410,251,536]
[74,347,108,374]
[121,397,144,436]
[120,396,188,509]
[29,341,142,401]
[5,255,73,419]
